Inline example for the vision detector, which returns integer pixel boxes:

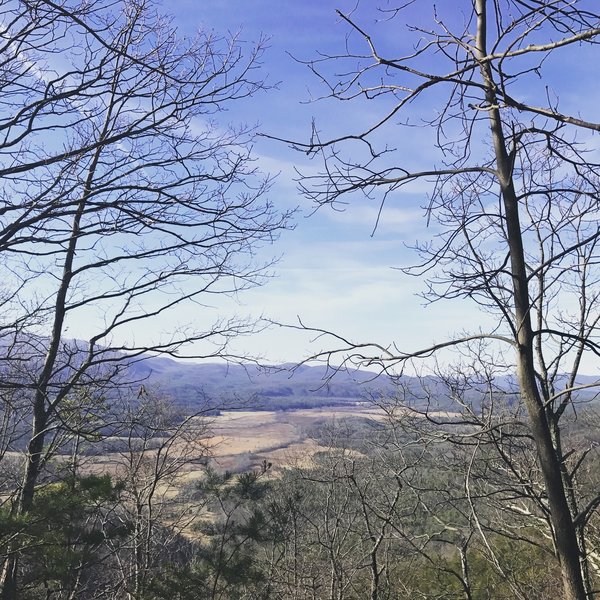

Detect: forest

[1,1,600,599]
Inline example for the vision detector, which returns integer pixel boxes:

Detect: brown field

[78,404,385,482]
[69,402,458,485]
[198,404,385,473]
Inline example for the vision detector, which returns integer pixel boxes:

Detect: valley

[199,404,384,473]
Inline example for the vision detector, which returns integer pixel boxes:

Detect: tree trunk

[475,1,587,598]
[0,113,108,598]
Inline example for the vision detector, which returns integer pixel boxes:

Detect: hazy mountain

[1,333,596,412]
[127,356,396,410]
[129,354,599,412]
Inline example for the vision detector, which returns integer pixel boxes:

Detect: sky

[130,0,600,373]
[159,1,482,367]
[62,0,599,373]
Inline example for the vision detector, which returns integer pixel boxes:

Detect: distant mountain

[1,333,597,412]
[127,357,396,411]
[128,354,599,413]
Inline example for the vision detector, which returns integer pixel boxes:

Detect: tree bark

[0,101,110,598]
[475,1,587,598]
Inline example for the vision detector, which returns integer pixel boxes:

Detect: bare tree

[279,2,600,598]
[105,392,211,600]
[256,420,431,600]
[0,0,289,596]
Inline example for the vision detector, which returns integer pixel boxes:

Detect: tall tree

[285,2,600,598]
[0,0,288,596]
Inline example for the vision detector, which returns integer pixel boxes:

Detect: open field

[201,404,385,472]
[76,403,385,482]
[79,402,464,482]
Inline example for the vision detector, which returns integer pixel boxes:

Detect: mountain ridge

[127,354,600,412]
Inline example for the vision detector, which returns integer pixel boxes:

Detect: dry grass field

[200,404,385,473]
[77,404,385,483]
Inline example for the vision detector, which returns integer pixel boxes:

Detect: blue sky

[97,0,598,373]
[135,0,496,362]
[154,1,474,366]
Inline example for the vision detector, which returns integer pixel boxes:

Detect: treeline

[243,395,361,412]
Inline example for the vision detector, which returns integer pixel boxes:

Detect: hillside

[127,357,396,410]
